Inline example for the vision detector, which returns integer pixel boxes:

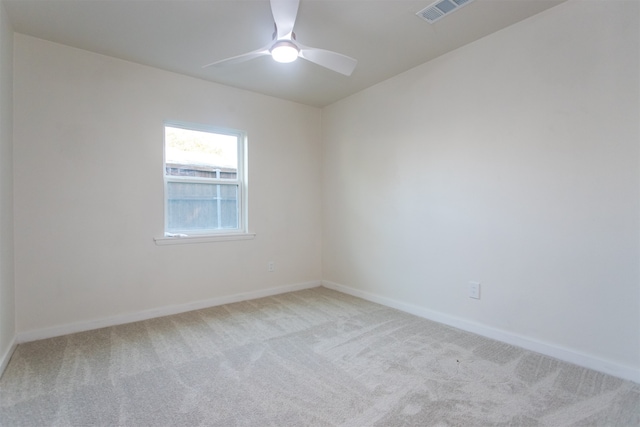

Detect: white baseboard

[16,281,322,344]
[0,337,17,379]
[322,280,640,384]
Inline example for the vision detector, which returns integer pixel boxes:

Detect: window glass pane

[165,126,238,179]
[167,182,238,232]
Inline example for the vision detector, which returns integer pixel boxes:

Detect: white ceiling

[4,0,566,107]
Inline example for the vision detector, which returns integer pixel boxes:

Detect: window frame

[161,121,250,240]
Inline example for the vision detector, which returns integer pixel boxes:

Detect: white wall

[9,0,640,383]
[13,35,322,335]
[0,0,14,372]
[322,0,639,379]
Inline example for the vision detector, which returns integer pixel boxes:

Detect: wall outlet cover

[469,281,480,299]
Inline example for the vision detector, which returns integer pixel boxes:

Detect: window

[163,123,247,237]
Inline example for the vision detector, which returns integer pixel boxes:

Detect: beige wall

[0,0,14,371]
[322,0,639,378]
[8,0,640,382]
[13,34,322,334]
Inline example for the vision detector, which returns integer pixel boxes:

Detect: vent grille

[416,0,475,24]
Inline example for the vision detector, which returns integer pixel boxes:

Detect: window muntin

[164,123,246,236]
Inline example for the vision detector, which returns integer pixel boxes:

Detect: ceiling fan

[203,0,357,76]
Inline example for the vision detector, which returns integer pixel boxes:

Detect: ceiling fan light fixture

[270,41,299,63]
[203,0,357,76]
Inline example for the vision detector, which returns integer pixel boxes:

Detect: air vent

[416,0,475,24]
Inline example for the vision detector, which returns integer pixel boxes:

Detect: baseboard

[16,280,322,344]
[0,337,17,380]
[322,280,640,384]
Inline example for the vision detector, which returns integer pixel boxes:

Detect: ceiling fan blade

[298,45,357,76]
[202,45,271,69]
[271,0,299,39]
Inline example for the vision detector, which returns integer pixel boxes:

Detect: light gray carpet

[1,287,638,426]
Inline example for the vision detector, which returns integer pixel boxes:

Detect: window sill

[154,232,256,246]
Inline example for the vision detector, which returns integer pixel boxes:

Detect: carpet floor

[1,287,638,426]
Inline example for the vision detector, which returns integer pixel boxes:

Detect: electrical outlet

[469,281,480,299]
[268,262,275,272]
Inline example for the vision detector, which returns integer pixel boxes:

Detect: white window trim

[154,232,256,246]
[158,121,251,244]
